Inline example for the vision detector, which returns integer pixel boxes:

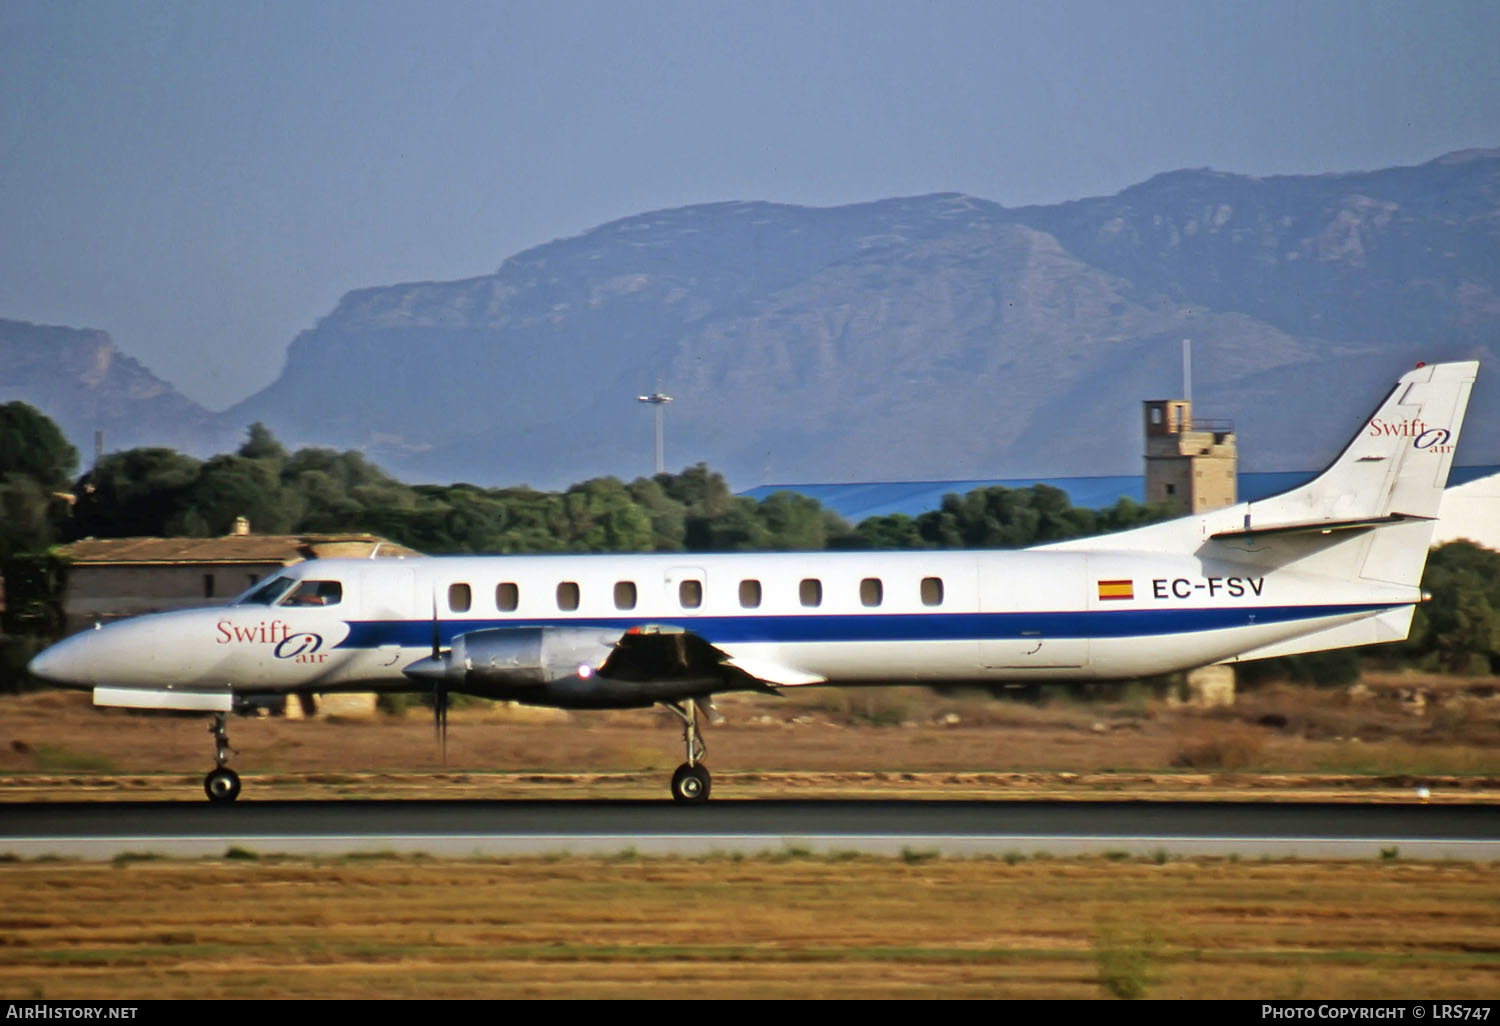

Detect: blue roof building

[739,466,1500,524]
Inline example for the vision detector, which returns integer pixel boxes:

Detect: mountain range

[5,148,1498,489]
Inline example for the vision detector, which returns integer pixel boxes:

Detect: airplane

[27,360,1478,803]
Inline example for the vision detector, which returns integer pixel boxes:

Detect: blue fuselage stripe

[336,603,1400,650]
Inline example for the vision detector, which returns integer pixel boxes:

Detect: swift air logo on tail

[1367,418,1454,453]
[1414,429,1453,452]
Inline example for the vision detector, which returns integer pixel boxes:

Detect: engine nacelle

[452,626,619,685]
[404,625,726,708]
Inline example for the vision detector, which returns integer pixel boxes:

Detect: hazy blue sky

[3,0,1497,409]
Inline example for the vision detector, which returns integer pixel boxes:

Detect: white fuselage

[30,546,1418,700]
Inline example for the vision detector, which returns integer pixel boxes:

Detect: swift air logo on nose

[1367,418,1455,454]
[274,633,325,662]
[215,619,344,663]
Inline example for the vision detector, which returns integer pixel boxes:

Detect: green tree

[656,463,734,518]
[0,474,61,558]
[626,475,687,550]
[174,454,299,536]
[839,511,931,550]
[237,422,288,466]
[71,448,202,538]
[686,498,771,551]
[560,478,654,551]
[756,490,850,550]
[0,402,78,491]
[0,404,78,558]
[1401,541,1500,674]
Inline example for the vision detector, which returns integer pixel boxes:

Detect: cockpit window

[237,576,296,606]
[284,580,343,607]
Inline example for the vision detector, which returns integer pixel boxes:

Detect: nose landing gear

[203,713,241,803]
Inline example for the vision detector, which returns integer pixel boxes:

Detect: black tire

[670,763,711,803]
[204,767,241,804]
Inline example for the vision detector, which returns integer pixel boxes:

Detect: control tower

[1143,399,1236,514]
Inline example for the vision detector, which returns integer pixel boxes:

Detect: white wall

[1434,472,1500,550]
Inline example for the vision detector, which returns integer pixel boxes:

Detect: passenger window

[860,577,883,607]
[739,579,762,609]
[921,577,944,607]
[557,581,580,611]
[286,580,343,607]
[799,578,822,608]
[614,581,637,610]
[679,579,702,609]
[448,583,471,613]
[496,582,519,612]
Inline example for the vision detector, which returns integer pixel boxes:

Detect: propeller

[430,590,447,766]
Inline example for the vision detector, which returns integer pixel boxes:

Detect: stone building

[54,529,420,631]
[1142,399,1239,706]
[1142,399,1237,515]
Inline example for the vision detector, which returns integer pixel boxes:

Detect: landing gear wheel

[204,767,241,804]
[671,763,711,803]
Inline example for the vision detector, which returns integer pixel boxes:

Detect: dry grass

[6,681,1500,999]
[0,855,1497,999]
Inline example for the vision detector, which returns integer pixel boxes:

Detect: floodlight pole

[637,382,673,475]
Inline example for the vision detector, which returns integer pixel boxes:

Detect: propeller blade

[434,683,448,766]
[430,589,447,765]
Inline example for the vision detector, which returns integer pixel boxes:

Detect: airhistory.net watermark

[5,1008,137,1020]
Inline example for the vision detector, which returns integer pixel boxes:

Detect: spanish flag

[1097,579,1134,601]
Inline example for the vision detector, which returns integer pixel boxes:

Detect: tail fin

[1044,360,1478,588]
[1240,360,1476,531]
[1222,360,1477,589]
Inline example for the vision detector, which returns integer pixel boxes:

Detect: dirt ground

[4,674,1499,802]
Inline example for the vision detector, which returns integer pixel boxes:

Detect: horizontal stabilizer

[1210,512,1435,541]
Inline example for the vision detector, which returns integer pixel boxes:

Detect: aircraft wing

[598,624,824,688]
[717,655,827,687]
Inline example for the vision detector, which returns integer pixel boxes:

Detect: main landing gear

[203,712,241,804]
[663,698,711,803]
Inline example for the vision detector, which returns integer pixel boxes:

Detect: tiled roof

[55,534,422,566]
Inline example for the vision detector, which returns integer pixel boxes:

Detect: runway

[4,798,1498,859]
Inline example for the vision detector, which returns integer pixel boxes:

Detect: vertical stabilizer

[1236,361,1477,587]
[1245,360,1476,528]
[1041,361,1478,591]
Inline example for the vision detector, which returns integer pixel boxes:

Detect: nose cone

[402,653,454,683]
[28,631,99,687]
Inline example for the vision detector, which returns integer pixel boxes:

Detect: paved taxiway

[4,799,1498,859]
